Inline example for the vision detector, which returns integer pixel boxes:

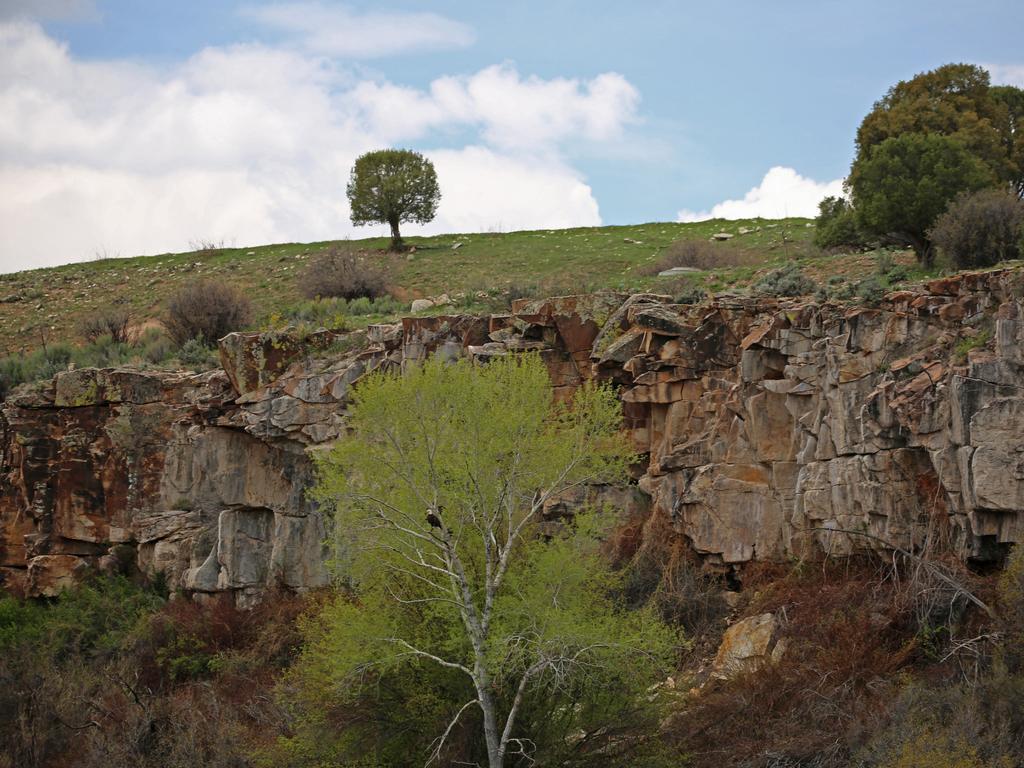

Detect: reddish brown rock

[5,267,1024,602]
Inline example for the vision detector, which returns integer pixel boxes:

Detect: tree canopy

[853,64,1017,186]
[286,355,677,767]
[847,64,1023,262]
[849,132,995,264]
[992,85,1024,197]
[347,148,441,251]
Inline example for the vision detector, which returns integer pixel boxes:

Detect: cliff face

[3,268,1024,603]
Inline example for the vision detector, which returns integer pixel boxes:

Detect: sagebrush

[164,279,253,346]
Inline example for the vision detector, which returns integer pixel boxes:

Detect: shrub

[78,306,132,344]
[814,196,869,250]
[135,327,176,365]
[641,239,761,276]
[671,281,706,305]
[0,330,189,398]
[281,295,405,331]
[928,187,1024,269]
[856,670,1024,767]
[754,263,818,297]
[0,579,311,768]
[176,337,221,370]
[998,544,1024,672]
[668,561,901,766]
[0,577,166,768]
[164,279,253,346]
[613,512,727,639]
[820,274,856,301]
[0,342,73,398]
[954,328,992,360]
[297,247,387,301]
[856,275,888,306]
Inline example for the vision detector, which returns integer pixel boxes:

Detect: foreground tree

[346,148,441,251]
[300,355,676,767]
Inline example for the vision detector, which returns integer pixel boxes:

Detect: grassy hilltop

[0,217,921,359]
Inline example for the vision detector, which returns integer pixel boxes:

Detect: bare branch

[426,698,480,766]
[803,526,996,619]
[386,639,475,682]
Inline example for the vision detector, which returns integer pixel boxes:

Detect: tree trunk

[475,671,503,767]
[913,237,934,268]
[899,231,933,267]
[388,218,403,251]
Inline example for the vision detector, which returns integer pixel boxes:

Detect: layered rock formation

[3,268,1024,602]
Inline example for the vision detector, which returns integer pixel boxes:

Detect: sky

[1,0,1022,272]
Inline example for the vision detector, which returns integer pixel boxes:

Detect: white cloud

[677,166,844,222]
[986,63,1024,87]
[350,64,640,150]
[425,147,601,233]
[0,22,638,271]
[241,2,475,58]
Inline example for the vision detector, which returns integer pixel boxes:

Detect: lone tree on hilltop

[346,148,440,251]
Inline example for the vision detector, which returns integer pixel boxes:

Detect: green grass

[0,217,919,358]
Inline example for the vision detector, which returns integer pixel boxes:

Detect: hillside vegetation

[0,217,922,358]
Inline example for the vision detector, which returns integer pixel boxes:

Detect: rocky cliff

[4,268,1024,603]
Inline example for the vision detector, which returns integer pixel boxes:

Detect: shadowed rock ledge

[3,268,1024,603]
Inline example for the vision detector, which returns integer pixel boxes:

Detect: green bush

[136,327,177,365]
[0,576,164,663]
[856,275,887,306]
[283,294,404,326]
[754,263,818,297]
[928,187,1024,269]
[0,328,218,398]
[176,337,220,369]
[814,196,869,250]
[0,342,73,398]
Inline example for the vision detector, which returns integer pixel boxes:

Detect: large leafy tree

[848,64,1024,263]
[849,133,995,265]
[992,85,1024,197]
[291,355,676,767]
[853,64,1020,188]
[347,148,441,251]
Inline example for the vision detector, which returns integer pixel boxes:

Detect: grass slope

[0,217,906,357]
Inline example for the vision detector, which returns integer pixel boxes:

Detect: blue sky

[2,0,1022,270]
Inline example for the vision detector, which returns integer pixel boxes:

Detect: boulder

[711,612,785,679]
[26,554,90,597]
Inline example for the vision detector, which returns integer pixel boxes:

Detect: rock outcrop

[4,267,1024,602]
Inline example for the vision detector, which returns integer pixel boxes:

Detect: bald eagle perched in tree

[426,507,443,530]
